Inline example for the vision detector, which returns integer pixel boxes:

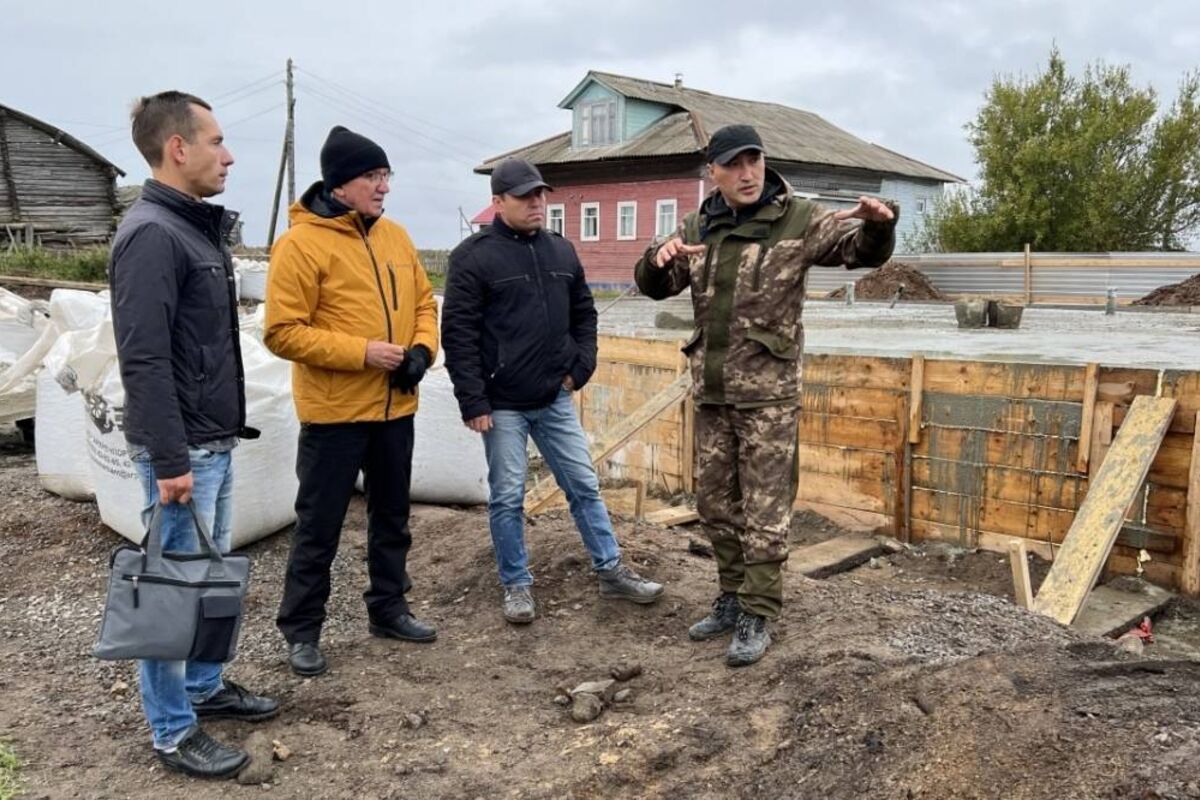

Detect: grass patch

[0,740,22,800]
[0,247,110,283]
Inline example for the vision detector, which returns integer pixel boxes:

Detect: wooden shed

[0,103,125,249]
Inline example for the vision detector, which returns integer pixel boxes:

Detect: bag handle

[143,500,228,579]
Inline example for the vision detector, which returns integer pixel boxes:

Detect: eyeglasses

[360,169,394,185]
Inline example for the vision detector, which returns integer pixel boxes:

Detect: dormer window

[579,98,617,146]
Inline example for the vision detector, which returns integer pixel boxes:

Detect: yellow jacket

[264,196,439,423]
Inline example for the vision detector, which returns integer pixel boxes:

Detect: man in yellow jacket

[265,126,439,677]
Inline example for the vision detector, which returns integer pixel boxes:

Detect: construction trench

[2,278,1200,798]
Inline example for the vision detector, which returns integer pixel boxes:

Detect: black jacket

[109,180,248,479]
[442,216,597,419]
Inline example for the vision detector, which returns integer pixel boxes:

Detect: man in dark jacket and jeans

[110,91,277,779]
[442,159,663,624]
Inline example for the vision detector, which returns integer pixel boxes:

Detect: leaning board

[1032,396,1177,626]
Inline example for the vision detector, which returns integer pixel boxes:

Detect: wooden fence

[579,335,1200,593]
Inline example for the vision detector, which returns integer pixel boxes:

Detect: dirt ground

[1134,272,1200,307]
[827,261,947,302]
[3,428,1200,800]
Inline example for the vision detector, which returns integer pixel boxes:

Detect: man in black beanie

[265,126,440,677]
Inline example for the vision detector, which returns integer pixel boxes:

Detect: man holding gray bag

[107,90,277,779]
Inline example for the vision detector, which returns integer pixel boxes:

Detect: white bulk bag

[66,324,299,548]
[35,370,93,500]
[236,258,269,302]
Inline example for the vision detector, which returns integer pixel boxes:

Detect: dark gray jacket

[109,180,248,479]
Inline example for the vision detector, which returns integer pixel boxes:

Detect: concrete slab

[793,534,885,579]
[600,297,1200,370]
[1073,582,1175,639]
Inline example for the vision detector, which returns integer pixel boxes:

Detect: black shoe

[155,726,249,779]
[288,641,328,677]
[192,680,280,722]
[369,612,437,643]
[727,611,771,667]
[688,592,739,641]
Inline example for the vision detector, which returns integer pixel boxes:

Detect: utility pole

[267,58,295,247]
[286,57,295,206]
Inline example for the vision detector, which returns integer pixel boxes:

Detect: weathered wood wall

[0,108,120,247]
[580,335,1200,593]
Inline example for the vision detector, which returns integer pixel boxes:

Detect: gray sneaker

[688,592,739,641]
[726,611,771,667]
[597,563,664,604]
[503,585,536,624]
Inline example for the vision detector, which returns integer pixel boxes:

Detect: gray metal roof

[479,71,963,184]
[0,103,126,176]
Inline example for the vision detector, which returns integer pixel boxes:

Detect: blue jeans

[130,446,234,749]
[483,389,620,587]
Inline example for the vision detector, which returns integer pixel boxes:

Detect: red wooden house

[475,71,961,286]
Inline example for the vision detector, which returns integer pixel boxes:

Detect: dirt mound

[827,260,946,302]
[4,427,1200,799]
[1133,270,1200,306]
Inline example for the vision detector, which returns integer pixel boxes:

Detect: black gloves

[390,345,431,394]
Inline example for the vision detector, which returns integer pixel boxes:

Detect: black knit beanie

[320,126,390,190]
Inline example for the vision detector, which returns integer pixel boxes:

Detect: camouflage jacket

[634,170,897,406]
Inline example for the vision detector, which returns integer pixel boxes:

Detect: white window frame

[616,201,637,241]
[915,198,928,215]
[655,199,677,238]
[547,203,565,235]
[580,202,600,242]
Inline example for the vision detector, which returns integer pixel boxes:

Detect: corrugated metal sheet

[805,252,1200,302]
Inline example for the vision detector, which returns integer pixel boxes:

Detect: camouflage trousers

[694,403,800,619]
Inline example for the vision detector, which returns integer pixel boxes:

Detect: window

[579,99,617,146]
[915,198,928,214]
[547,204,565,235]
[581,202,600,241]
[616,201,637,240]
[655,199,677,237]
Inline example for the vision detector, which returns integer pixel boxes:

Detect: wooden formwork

[579,335,1200,594]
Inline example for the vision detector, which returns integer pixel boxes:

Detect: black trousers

[276,416,415,644]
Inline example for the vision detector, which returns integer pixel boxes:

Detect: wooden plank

[797,445,893,482]
[911,488,1076,542]
[1009,539,1034,609]
[916,427,1080,474]
[1146,485,1187,533]
[1072,583,1175,638]
[1090,401,1115,479]
[526,372,691,514]
[796,472,891,515]
[922,360,1087,402]
[643,507,699,527]
[633,480,646,520]
[801,354,911,390]
[597,335,684,370]
[799,413,901,452]
[1161,371,1200,434]
[792,535,885,579]
[1147,433,1195,489]
[894,393,910,541]
[922,393,1082,437]
[909,355,924,444]
[1182,412,1200,595]
[1077,363,1100,474]
[801,384,904,420]
[0,274,107,291]
[1032,396,1177,626]
[912,459,1088,510]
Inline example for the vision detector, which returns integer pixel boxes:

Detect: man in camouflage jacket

[634,124,897,666]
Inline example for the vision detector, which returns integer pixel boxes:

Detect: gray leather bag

[93,502,250,662]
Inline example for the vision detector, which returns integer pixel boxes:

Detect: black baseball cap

[490,159,553,196]
[706,124,765,165]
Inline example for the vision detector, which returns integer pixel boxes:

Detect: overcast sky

[5,0,1198,248]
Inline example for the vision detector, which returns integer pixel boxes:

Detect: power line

[213,80,285,109]
[299,83,480,168]
[296,67,493,155]
[206,71,282,103]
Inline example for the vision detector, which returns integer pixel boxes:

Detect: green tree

[915,49,1200,252]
